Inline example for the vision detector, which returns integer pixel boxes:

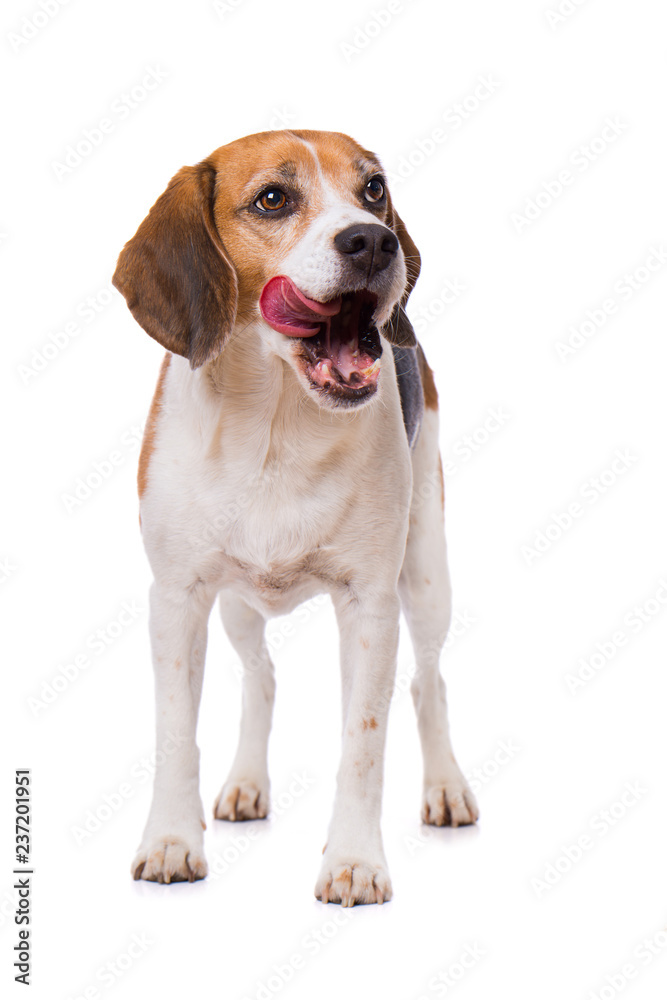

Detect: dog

[112,129,478,906]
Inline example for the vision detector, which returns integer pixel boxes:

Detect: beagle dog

[113,129,478,906]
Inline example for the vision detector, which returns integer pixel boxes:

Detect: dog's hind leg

[213,591,275,821]
[399,403,479,828]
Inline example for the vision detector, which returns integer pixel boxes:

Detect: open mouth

[260,276,383,403]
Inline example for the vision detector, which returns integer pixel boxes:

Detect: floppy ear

[384,190,421,348]
[112,160,238,369]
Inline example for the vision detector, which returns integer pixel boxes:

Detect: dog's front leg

[315,587,400,906]
[132,581,215,883]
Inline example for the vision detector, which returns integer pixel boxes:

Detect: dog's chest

[182,449,359,609]
[146,365,408,613]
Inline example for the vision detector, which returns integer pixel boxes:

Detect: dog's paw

[132,835,207,884]
[422,776,479,827]
[315,857,392,906]
[213,779,270,821]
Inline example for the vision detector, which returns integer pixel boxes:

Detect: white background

[3,0,667,998]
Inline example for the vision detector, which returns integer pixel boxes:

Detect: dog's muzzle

[260,276,383,402]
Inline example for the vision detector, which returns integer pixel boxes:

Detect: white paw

[213,778,270,821]
[422,774,479,827]
[315,855,392,906]
[132,834,207,883]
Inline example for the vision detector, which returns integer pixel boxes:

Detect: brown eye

[364,177,385,203]
[256,188,287,212]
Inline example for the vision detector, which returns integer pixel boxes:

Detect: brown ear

[384,191,421,348]
[112,160,238,369]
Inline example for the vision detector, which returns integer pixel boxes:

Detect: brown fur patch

[208,132,326,325]
[138,352,170,499]
[113,165,238,369]
[362,716,378,731]
[295,130,383,201]
[417,343,439,410]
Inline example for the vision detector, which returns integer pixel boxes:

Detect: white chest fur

[140,338,412,615]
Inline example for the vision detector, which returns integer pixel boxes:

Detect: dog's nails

[376,886,384,905]
[133,862,145,881]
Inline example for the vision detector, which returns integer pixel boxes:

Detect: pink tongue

[260,276,341,337]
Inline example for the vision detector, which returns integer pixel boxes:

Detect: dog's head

[113,130,420,410]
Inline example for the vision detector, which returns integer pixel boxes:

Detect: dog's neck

[187,323,376,475]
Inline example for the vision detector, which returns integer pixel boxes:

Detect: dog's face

[113,130,420,410]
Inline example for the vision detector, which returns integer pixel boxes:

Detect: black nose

[334,224,398,279]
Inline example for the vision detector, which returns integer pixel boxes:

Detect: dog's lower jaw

[294,354,381,411]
